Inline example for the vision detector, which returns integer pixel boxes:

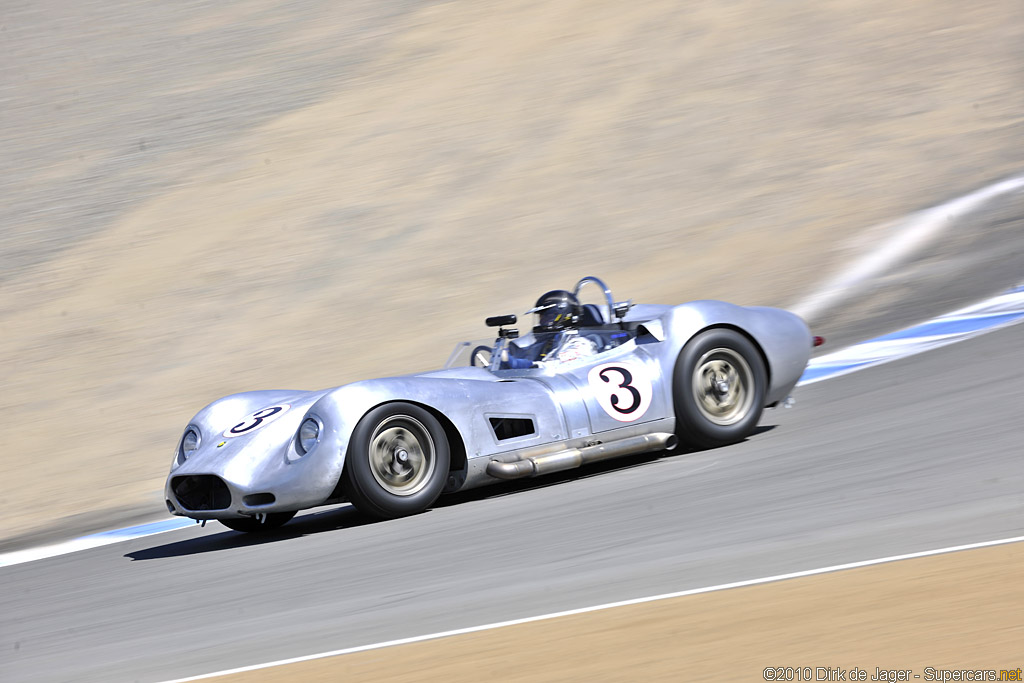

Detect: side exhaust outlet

[486,432,678,480]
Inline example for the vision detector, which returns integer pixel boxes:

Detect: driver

[500,290,599,369]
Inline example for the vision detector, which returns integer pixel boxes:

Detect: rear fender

[663,302,811,403]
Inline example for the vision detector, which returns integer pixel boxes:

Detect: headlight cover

[296,417,321,455]
[180,427,201,461]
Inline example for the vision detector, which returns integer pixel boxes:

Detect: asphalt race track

[1,313,1022,682]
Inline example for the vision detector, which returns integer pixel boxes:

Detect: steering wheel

[470,345,493,368]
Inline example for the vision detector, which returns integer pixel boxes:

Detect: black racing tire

[672,328,767,449]
[219,511,296,533]
[342,402,450,520]
[470,345,492,367]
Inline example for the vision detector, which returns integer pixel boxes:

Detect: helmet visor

[535,304,570,331]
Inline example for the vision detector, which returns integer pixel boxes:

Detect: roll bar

[573,276,615,323]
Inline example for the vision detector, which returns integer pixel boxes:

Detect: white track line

[790,174,1024,321]
[6,177,1024,681]
[0,518,194,569]
[157,534,1024,682]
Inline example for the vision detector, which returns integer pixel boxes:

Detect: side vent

[489,417,536,441]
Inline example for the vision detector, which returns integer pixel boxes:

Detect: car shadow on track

[125,425,775,561]
[123,505,377,561]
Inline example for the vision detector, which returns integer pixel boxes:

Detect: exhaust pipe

[486,432,678,480]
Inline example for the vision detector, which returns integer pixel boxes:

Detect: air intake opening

[243,493,276,507]
[172,475,231,511]
[489,417,535,441]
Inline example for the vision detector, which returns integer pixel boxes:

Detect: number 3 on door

[587,362,653,422]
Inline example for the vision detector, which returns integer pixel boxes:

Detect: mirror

[486,314,517,327]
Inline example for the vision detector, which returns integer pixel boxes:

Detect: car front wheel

[342,402,450,519]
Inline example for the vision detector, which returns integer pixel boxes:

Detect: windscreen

[443,339,497,369]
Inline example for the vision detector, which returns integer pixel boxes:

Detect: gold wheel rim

[691,347,754,426]
[368,415,435,496]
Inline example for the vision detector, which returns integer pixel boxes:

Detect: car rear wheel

[219,511,296,533]
[342,402,450,519]
[673,328,767,449]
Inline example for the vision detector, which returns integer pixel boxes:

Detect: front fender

[165,388,336,518]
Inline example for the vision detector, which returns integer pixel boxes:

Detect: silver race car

[165,277,814,531]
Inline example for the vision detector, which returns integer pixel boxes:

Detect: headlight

[297,418,321,455]
[181,428,201,459]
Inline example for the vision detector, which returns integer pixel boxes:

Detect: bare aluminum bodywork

[165,280,811,522]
